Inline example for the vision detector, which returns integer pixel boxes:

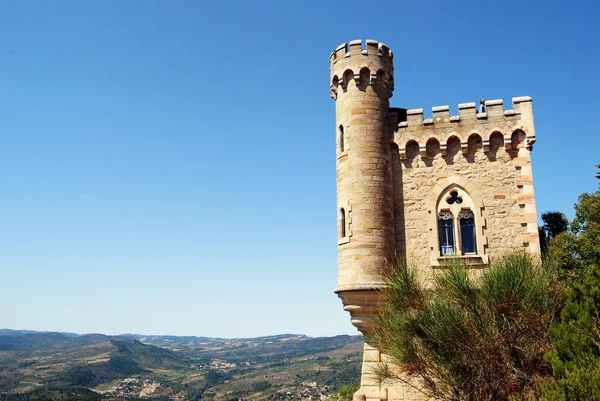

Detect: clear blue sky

[1,1,598,338]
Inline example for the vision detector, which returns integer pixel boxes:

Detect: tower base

[337,289,431,401]
[355,341,430,401]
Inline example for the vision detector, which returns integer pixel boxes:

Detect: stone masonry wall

[392,98,539,274]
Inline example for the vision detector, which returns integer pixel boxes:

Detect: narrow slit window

[339,125,345,152]
[459,210,476,254]
[340,208,346,238]
[438,211,454,256]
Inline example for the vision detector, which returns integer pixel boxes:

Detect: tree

[544,164,600,283]
[372,254,563,401]
[539,212,568,254]
[541,267,600,400]
[540,165,600,400]
[330,383,360,401]
[253,381,271,392]
[204,369,231,387]
[571,191,600,268]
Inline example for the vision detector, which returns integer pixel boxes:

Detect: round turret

[330,40,396,333]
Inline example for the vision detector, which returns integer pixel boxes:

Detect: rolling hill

[0,330,362,401]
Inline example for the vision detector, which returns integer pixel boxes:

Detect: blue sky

[0,0,598,338]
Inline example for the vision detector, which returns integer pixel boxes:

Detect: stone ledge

[338,236,350,245]
[337,151,349,161]
[486,99,503,106]
[513,95,532,103]
[436,254,487,267]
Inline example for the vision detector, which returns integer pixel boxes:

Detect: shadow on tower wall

[391,142,407,265]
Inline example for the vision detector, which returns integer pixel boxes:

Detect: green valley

[0,331,361,401]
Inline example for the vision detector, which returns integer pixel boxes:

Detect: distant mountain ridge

[0,329,356,351]
[0,331,114,351]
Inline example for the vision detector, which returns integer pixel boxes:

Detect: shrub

[372,254,563,401]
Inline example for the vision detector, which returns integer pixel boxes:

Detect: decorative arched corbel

[440,142,448,156]
[461,141,469,155]
[482,139,490,153]
[330,85,338,100]
[370,72,377,85]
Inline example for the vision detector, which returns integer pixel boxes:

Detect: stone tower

[329,40,540,401]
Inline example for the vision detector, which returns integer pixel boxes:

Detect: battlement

[398,97,533,128]
[329,40,395,100]
[329,40,393,67]
[393,96,536,159]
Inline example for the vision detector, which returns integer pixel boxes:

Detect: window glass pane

[439,219,454,255]
[460,218,476,254]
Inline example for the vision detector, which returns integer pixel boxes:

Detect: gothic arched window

[436,188,479,257]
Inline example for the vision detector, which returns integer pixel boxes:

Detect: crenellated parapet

[329,40,394,100]
[394,96,536,159]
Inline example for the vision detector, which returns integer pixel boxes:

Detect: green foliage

[373,254,563,401]
[110,340,189,368]
[201,335,360,365]
[543,232,583,283]
[61,356,146,387]
[204,369,231,387]
[571,190,600,268]
[253,380,271,391]
[54,340,193,388]
[540,267,600,400]
[0,333,112,351]
[329,383,360,401]
[67,367,96,387]
[544,166,600,284]
[0,387,142,401]
[542,212,569,239]
[539,212,569,253]
[534,165,600,400]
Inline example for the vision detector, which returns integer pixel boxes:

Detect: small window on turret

[339,208,346,238]
[339,125,345,152]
